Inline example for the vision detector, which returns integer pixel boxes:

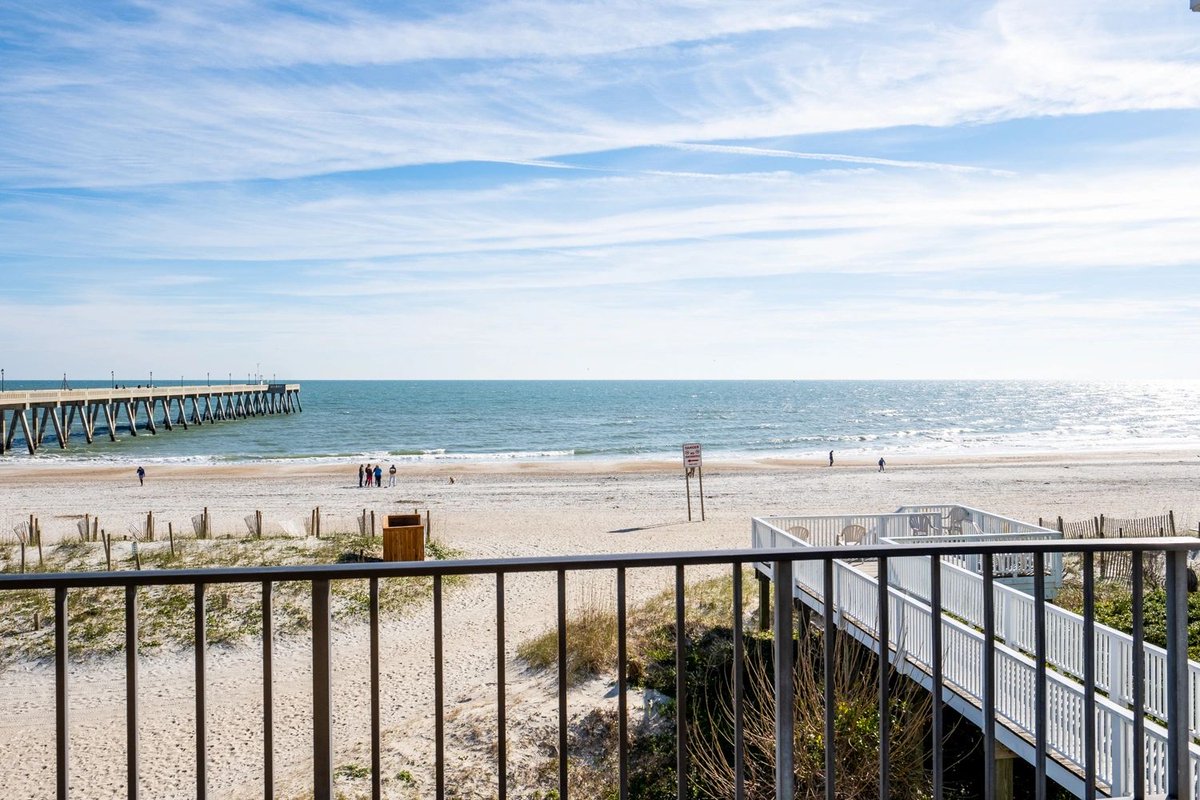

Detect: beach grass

[0,532,463,671]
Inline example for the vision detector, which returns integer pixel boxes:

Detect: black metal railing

[1,538,1197,800]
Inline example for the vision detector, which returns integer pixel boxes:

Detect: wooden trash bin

[383,513,425,561]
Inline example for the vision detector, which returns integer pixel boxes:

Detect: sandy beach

[1,451,1198,798]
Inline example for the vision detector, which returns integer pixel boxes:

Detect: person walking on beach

[365,463,373,487]
[374,464,383,487]
[828,450,834,467]
[358,464,365,488]
[388,464,397,487]
[136,466,145,486]
[878,457,886,472]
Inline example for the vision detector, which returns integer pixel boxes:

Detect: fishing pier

[0,383,301,455]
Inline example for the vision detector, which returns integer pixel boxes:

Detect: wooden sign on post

[682,442,705,522]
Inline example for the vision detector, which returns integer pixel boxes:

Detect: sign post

[682,442,705,522]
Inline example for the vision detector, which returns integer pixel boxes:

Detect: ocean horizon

[1,379,1198,466]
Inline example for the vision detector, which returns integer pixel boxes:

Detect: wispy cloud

[664,143,1016,176]
[1,1,1198,378]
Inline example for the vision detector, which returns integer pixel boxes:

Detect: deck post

[994,743,1016,800]
[124,401,138,436]
[0,409,6,454]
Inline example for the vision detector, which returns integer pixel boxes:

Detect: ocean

[2,380,1198,465]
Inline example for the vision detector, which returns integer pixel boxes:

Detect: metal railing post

[618,568,630,800]
[1033,552,1047,800]
[1082,553,1097,800]
[878,556,890,800]
[773,559,794,800]
[822,559,835,800]
[312,579,332,800]
[370,577,381,800]
[262,581,274,800]
[125,586,139,800]
[496,573,507,799]
[1165,549,1190,799]
[675,565,688,800]
[732,565,746,800]
[930,555,944,800]
[982,556,996,800]
[1131,551,1145,797]
[194,583,207,800]
[56,587,69,800]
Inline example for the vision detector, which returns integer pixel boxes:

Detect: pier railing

[2,539,1197,800]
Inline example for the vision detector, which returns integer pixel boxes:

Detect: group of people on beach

[359,463,396,488]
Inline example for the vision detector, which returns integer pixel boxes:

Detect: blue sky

[1,0,1198,379]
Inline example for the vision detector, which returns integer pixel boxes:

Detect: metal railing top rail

[4,538,1198,590]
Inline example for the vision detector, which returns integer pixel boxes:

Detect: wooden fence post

[425,509,431,543]
[1168,510,1175,535]
[371,510,376,540]
[103,531,112,571]
[36,522,44,567]
[169,522,176,557]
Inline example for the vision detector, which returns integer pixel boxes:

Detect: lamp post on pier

[1,368,4,392]
[149,370,153,388]
[111,370,115,389]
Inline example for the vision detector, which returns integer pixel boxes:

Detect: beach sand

[0,452,1197,798]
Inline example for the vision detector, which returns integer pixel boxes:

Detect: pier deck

[0,383,301,455]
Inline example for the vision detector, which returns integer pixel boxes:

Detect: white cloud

[1,1,1198,187]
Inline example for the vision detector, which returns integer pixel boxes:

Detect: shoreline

[1,445,1198,480]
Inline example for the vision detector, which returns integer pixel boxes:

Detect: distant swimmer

[136,466,145,486]
[878,457,886,472]
[829,450,834,467]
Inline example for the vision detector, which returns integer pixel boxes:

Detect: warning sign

[682,442,702,469]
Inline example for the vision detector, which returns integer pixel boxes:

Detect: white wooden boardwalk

[752,505,1200,798]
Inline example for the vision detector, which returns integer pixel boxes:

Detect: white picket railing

[750,515,1200,798]
[885,551,1200,741]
